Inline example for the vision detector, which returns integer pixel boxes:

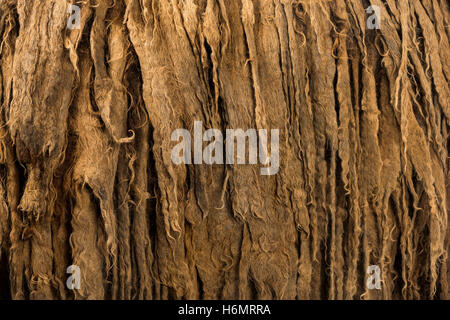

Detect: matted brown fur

[0,0,448,300]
